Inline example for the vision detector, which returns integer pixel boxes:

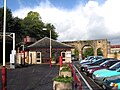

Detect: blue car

[79,56,95,64]
[102,75,120,90]
[79,56,103,64]
[92,62,120,85]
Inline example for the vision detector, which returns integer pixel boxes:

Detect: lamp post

[8,33,15,51]
[2,0,7,89]
[8,33,16,69]
[43,28,52,67]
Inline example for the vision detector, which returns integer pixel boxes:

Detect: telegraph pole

[2,0,7,90]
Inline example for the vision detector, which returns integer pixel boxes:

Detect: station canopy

[0,32,14,42]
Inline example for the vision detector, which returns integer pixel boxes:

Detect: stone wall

[107,53,120,60]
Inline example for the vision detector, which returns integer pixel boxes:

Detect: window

[62,59,65,61]
[37,60,40,62]
[37,52,40,58]
[62,53,65,58]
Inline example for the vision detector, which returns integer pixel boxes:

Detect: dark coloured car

[80,58,117,72]
[102,75,120,90]
[86,60,120,77]
[71,55,78,61]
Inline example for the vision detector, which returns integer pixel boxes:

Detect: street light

[9,33,15,51]
[43,28,52,67]
[0,33,16,52]
[7,33,16,69]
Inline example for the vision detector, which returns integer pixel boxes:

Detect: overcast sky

[0,0,120,44]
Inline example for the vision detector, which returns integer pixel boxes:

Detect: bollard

[59,56,63,67]
[50,58,52,67]
[1,66,7,90]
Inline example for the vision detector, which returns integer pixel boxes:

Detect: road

[0,64,59,90]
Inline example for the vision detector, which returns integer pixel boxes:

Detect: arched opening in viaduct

[81,45,94,59]
[97,48,103,56]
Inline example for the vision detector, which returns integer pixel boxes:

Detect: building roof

[28,37,73,49]
[111,45,120,48]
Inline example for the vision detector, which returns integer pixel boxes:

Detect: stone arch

[81,45,94,59]
[96,48,103,56]
[62,39,108,59]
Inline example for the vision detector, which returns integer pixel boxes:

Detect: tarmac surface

[0,64,59,90]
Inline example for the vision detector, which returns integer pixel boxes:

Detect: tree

[0,7,23,43]
[83,48,94,58]
[22,11,58,40]
[13,17,24,43]
[0,7,14,32]
[44,23,58,40]
[74,48,79,57]
[0,8,58,43]
[97,48,103,56]
[22,11,43,38]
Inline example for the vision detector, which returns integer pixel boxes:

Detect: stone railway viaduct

[62,39,110,58]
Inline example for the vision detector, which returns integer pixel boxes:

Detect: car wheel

[81,67,84,72]
[86,72,89,76]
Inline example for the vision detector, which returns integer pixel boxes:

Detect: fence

[69,62,82,90]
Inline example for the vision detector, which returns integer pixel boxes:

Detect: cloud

[13,0,120,44]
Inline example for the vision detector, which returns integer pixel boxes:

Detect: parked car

[80,56,95,63]
[86,60,120,77]
[102,75,120,90]
[71,55,78,61]
[92,62,120,85]
[80,56,103,64]
[80,58,117,72]
[79,56,104,69]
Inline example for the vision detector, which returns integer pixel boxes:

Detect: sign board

[66,51,71,58]
[10,54,15,63]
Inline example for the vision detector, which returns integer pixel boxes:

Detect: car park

[102,75,120,90]
[92,62,120,85]
[86,60,120,77]
[80,58,117,72]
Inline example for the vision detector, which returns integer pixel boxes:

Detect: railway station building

[16,37,73,65]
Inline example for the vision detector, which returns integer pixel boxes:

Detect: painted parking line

[73,65,93,90]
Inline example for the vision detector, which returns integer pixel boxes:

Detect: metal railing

[69,62,82,90]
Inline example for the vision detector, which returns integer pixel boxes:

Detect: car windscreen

[109,62,120,70]
[100,60,109,66]
[91,59,104,64]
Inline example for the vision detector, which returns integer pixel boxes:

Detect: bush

[53,75,73,83]
[62,64,68,67]
[60,67,71,72]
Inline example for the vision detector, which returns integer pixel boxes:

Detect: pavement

[0,64,59,90]
[0,62,10,69]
